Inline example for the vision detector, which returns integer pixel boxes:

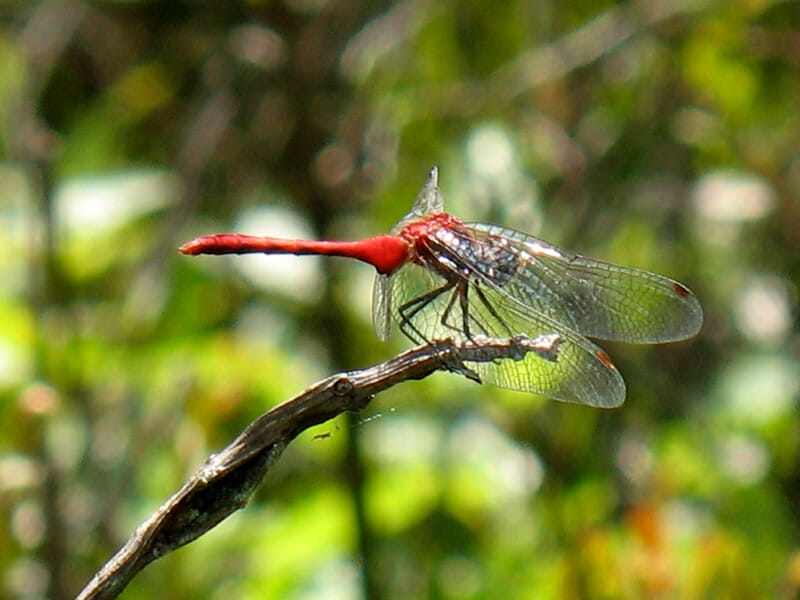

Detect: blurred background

[1,1,799,598]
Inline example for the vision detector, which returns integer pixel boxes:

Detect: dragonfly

[180,167,703,408]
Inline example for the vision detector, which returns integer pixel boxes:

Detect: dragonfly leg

[467,283,530,362]
[397,281,489,382]
[457,281,472,337]
[440,281,470,337]
[463,282,504,338]
[397,279,457,343]
[437,280,493,339]
[472,283,515,338]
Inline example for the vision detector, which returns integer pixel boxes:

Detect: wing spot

[595,349,618,371]
[673,282,693,298]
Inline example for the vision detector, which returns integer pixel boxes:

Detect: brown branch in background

[75,334,562,600]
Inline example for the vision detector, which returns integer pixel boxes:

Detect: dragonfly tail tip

[178,239,201,255]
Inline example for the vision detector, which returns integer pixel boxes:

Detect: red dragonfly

[181,168,703,407]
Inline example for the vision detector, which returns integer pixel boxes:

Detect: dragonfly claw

[448,361,483,384]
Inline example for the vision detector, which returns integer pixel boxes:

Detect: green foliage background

[1,1,798,598]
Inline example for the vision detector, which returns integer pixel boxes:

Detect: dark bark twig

[75,334,562,599]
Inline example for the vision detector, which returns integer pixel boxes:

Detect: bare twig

[75,334,562,599]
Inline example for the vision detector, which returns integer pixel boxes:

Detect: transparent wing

[372,273,393,341]
[466,223,703,343]
[389,167,444,234]
[386,262,625,408]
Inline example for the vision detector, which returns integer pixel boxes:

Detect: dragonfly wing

[389,167,445,234]
[468,223,703,343]
[388,263,625,407]
[372,273,394,342]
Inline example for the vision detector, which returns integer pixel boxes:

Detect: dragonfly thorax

[425,227,520,286]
